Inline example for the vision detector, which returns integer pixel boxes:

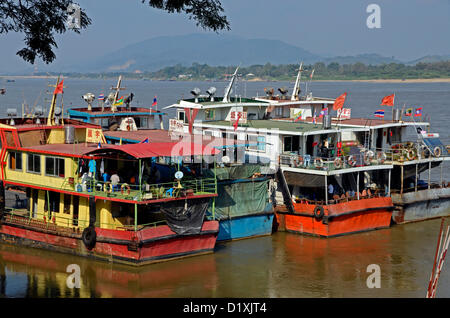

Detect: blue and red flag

[414,107,423,117]
[152,96,157,107]
[319,108,328,118]
[98,93,105,101]
[97,142,102,149]
[374,109,385,118]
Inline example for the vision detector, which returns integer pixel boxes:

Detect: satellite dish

[222,156,230,164]
[206,87,216,101]
[175,171,184,180]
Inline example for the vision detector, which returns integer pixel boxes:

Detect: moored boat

[0,80,221,265]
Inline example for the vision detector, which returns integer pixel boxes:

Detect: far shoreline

[1,75,450,83]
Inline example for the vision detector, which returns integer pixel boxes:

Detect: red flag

[333,92,347,111]
[233,112,242,131]
[381,94,395,106]
[54,79,64,95]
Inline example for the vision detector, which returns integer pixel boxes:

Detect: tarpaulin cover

[202,164,263,181]
[161,197,210,235]
[210,179,270,220]
[87,142,219,158]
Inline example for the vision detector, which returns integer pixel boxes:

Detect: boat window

[9,151,22,171]
[4,131,16,147]
[284,136,300,153]
[275,107,283,117]
[45,157,65,177]
[205,109,215,120]
[27,154,41,174]
[177,110,187,123]
[140,117,148,128]
[247,135,266,152]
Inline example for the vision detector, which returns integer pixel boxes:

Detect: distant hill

[73,34,322,73]
[407,55,450,65]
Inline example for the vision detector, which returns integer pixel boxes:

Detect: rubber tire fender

[82,226,97,250]
[313,205,324,220]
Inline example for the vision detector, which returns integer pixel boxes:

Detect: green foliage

[40,60,450,81]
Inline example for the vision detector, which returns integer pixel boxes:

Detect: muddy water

[1,218,449,298]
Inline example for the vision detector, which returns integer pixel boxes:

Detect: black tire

[82,226,97,250]
[313,206,324,220]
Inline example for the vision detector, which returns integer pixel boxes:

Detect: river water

[0,78,449,298]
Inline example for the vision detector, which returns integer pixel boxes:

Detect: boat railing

[2,208,168,232]
[278,151,386,171]
[293,188,389,205]
[374,141,449,163]
[74,177,217,201]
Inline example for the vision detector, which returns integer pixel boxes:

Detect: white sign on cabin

[337,108,351,119]
[169,119,184,133]
[230,111,247,124]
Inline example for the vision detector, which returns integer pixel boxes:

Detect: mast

[222,66,239,103]
[47,76,65,126]
[110,75,126,112]
[291,62,304,101]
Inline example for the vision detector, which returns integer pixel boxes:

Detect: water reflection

[0,218,449,298]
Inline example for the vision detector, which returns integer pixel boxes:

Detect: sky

[0,0,449,72]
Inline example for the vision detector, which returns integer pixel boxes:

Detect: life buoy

[334,157,343,169]
[297,155,304,167]
[103,181,113,193]
[314,157,324,168]
[313,206,324,219]
[347,155,357,167]
[364,150,374,165]
[121,183,131,195]
[434,146,442,158]
[420,145,430,159]
[377,151,387,164]
[406,149,416,161]
[82,226,96,250]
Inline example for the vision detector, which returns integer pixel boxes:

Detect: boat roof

[86,142,220,158]
[196,119,367,135]
[68,106,165,118]
[164,97,271,110]
[21,143,102,158]
[302,117,430,128]
[103,129,248,148]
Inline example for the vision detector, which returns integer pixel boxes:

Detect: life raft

[314,157,324,168]
[364,150,375,165]
[377,151,387,164]
[434,146,442,158]
[103,181,113,193]
[347,155,357,167]
[121,183,131,195]
[333,157,343,169]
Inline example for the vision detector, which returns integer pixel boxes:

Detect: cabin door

[72,196,79,226]
[32,189,38,218]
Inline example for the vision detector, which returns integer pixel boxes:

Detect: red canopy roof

[86,141,220,158]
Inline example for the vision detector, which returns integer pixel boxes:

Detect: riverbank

[2,75,450,83]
